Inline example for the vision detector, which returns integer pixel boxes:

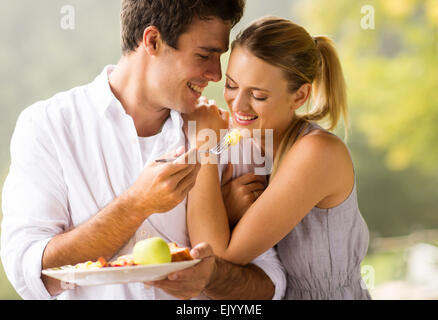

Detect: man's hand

[221,164,267,227]
[145,242,216,300]
[146,241,276,300]
[127,147,201,216]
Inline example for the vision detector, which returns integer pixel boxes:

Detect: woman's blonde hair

[231,16,348,179]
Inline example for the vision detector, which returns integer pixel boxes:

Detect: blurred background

[1,0,437,299]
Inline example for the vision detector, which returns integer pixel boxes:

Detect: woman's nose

[232,91,249,112]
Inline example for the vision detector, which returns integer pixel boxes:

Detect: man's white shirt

[0,65,286,300]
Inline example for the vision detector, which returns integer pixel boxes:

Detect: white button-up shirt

[1,65,286,300]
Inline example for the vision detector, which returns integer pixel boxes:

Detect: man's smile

[187,82,205,97]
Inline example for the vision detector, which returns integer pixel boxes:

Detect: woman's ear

[291,83,312,111]
[142,26,163,56]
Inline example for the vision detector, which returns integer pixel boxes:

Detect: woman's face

[224,46,297,141]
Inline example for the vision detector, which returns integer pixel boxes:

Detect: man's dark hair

[121,0,245,54]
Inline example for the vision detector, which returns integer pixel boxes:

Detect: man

[1,0,286,300]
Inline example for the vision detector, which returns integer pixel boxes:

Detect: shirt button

[141,230,148,237]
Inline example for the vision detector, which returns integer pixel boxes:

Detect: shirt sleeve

[250,248,287,300]
[1,105,70,300]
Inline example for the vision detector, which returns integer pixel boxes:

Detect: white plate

[42,259,201,286]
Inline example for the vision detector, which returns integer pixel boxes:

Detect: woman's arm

[188,163,231,253]
[187,131,354,265]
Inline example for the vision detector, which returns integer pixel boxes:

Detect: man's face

[148,17,231,114]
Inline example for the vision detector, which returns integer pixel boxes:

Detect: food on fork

[224,129,242,147]
[156,129,242,162]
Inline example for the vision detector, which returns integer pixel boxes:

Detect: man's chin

[178,103,197,114]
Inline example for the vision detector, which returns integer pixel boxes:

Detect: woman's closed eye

[252,92,268,101]
[225,82,238,90]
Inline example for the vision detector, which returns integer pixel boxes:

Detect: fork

[155,131,232,163]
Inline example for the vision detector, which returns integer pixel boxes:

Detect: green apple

[133,237,171,265]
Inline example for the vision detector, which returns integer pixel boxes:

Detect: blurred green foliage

[293,0,438,172]
[1,0,437,299]
[362,249,407,286]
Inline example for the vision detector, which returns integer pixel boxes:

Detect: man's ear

[291,83,312,111]
[142,26,163,56]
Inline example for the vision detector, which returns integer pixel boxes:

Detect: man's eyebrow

[198,46,228,54]
[226,74,270,92]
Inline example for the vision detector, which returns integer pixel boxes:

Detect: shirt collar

[169,108,184,131]
[89,65,120,118]
[89,65,185,131]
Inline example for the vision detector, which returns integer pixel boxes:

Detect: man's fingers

[190,242,214,260]
[221,163,233,186]
[219,108,230,122]
[174,147,198,165]
[169,164,198,191]
[252,190,264,200]
[156,146,185,161]
[171,148,199,180]
[156,148,197,177]
[236,172,267,185]
[197,96,208,106]
[145,243,215,300]
[176,163,201,193]
[246,182,266,192]
[174,146,186,158]
[166,266,198,282]
[166,255,213,282]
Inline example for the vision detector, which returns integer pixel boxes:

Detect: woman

[186,17,371,300]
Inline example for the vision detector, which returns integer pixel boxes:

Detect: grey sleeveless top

[276,122,371,300]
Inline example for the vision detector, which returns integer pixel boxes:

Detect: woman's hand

[183,97,229,151]
[221,164,267,228]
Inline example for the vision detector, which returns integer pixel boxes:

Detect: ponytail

[304,36,348,135]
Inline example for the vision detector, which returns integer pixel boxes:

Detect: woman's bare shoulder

[283,129,354,207]
[277,128,353,191]
[290,129,350,163]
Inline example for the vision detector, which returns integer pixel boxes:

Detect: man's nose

[204,58,222,82]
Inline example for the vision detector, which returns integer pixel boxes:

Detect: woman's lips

[234,112,258,125]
